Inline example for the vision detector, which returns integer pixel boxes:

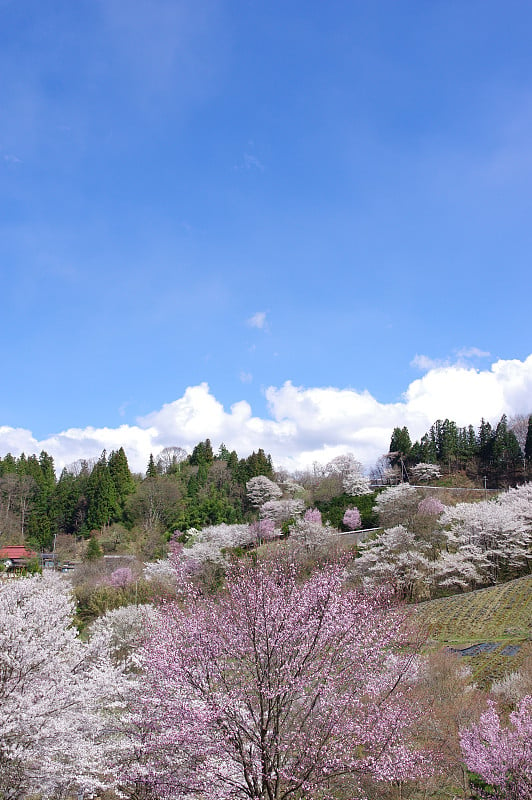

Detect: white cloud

[246,311,268,330]
[456,346,491,359]
[239,371,253,383]
[410,354,444,371]
[1,355,531,474]
[412,347,492,372]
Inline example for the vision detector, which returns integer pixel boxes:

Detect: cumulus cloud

[246,311,268,330]
[1,355,531,474]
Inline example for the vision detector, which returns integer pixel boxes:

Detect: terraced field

[416,576,532,688]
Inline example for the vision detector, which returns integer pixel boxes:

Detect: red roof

[0,546,37,559]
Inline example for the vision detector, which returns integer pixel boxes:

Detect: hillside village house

[0,545,38,574]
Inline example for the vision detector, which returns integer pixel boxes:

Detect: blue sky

[1,1,531,471]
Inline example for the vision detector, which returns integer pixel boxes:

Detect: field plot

[416,576,532,687]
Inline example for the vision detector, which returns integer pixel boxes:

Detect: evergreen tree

[389,427,412,461]
[525,415,532,462]
[85,452,119,532]
[478,418,493,465]
[237,449,275,483]
[50,468,80,535]
[418,433,438,463]
[226,450,239,473]
[25,451,56,549]
[146,454,158,479]
[217,443,231,461]
[189,439,214,467]
[85,534,103,561]
[492,414,522,470]
[108,447,135,507]
[466,425,478,459]
[0,453,17,476]
[39,451,56,492]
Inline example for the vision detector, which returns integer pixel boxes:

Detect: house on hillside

[0,545,38,574]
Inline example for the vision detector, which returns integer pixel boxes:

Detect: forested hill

[0,442,275,553]
[1,411,531,556]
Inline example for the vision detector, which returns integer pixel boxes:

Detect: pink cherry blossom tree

[417,496,445,517]
[131,555,432,799]
[460,696,532,800]
[107,565,135,587]
[343,506,362,530]
[249,517,277,544]
[303,507,322,524]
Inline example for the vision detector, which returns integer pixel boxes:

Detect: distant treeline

[1,412,531,553]
[0,441,274,552]
[389,413,532,484]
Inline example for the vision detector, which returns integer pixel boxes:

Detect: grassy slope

[416,575,532,687]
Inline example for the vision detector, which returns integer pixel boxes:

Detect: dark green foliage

[85,452,120,532]
[50,468,87,536]
[146,454,157,478]
[409,415,524,487]
[0,450,57,550]
[189,439,214,466]
[389,427,412,461]
[491,415,522,469]
[85,535,103,561]
[0,443,263,552]
[525,415,532,461]
[467,770,498,798]
[108,447,136,506]
[172,493,242,531]
[0,452,17,475]
[217,443,231,461]
[236,448,274,483]
[478,418,493,463]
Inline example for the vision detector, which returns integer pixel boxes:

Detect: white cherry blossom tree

[0,572,126,798]
[246,475,282,507]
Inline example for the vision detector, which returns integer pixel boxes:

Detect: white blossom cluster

[356,482,532,598]
[0,573,130,797]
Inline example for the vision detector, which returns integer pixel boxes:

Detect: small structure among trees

[0,545,38,574]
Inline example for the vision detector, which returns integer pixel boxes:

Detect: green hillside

[416,576,532,687]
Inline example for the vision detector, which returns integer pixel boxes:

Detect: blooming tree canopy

[325,454,372,495]
[0,573,125,798]
[410,463,442,483]
[354,525,433,601]
[249,517,277,544]
[303,507,322,524]
[246,475,282,507]
[441,486,532,581]
[132,555,431,800]
[417,496,445,517]
[288,516,336,550]
[107,565,135,587]
[260,498,305,523]
[374,483,420,528]
[460,696,532,800]
[183,523,255,563]
[343,506,362,529]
